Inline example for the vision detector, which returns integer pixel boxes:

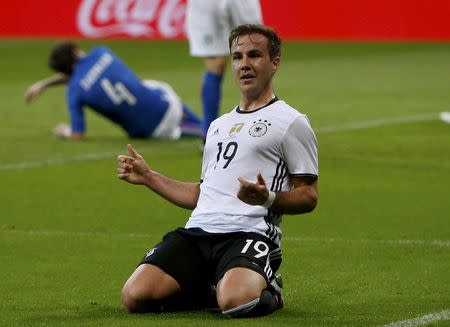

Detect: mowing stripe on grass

[0,113,440,171]
[381,308,450,327]
[3,229,449,248]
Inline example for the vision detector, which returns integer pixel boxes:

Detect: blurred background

[1,1,449,326]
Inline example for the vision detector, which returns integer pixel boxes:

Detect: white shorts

[143,80,182,140]
[186,0,263,57]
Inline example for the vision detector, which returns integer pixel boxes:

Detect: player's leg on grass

[122,228,215,313]
[216,266,283,317]
[214,233,283,317]
[121,264,180,313]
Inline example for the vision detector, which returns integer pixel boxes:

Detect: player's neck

[239,89,275,112]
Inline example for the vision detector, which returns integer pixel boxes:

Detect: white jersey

[186,0,263,57]
[185,99,318,245]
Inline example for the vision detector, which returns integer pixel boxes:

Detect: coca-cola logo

[77,0,186,39]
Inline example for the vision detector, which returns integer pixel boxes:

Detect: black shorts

[138,227,282,295]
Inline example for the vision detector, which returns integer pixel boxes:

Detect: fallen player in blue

[25,42,205,141]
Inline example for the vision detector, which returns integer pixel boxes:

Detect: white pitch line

[0,141,190,171]
[315,113,437,134]
[283,236,450,248]
[381,308,450,327]
[1,229,157,239]
[3,229,449,248]
[0,113,440,171]
[0,151,118,170]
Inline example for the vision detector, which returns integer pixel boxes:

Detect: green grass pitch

[0,39,449,326]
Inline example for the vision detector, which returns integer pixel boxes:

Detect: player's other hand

[24,81,46,104]
[117,144,150,185]
[53,123,71,138]
[237,172,269,206]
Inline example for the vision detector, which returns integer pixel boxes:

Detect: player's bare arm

[238,174,318,214]
[24,73,70,104]
[271,176,318,214]
[117,144,200,209]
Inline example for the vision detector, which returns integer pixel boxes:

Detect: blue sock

[180,103,203,137]
[201,71,223,136]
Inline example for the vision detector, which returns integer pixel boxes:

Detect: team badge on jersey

[249,119,271,137]
[229,123,245,137]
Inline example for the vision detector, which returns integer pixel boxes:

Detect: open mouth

[240,74,255,82]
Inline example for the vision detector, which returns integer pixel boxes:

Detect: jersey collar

[236,96,279,114]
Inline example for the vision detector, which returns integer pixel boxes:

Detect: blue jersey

[67,47,168,138]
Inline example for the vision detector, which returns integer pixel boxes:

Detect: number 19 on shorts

[241,239,269,258]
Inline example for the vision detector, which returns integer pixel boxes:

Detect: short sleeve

[281,115,318,177]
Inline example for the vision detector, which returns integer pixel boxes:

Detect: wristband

[262,190,276,208]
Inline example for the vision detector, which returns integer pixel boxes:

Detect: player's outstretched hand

[117,144,151,185]
[237,172,269,206]
[24,81,46,104]
[53,123,72,138]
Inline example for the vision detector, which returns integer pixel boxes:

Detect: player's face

[230,33,280,100]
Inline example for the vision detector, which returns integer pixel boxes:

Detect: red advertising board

[261,0,450,41]
[1,0,187,39]
[1,0,450,40]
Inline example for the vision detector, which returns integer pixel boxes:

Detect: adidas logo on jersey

[210,128,219,136]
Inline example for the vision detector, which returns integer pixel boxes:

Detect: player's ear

[271,56,280,73]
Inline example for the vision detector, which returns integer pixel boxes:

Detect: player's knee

[121,285,142,313]
[220,297,260,317]
[121,282,159,313]
[217,286,262,313]
[220,290,277,318]
[121,286,164,313]
[217,293,248,312]
[121,264,182,313]
[121,291,136,313]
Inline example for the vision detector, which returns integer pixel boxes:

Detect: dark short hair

[48,42,78,75]
[229,24,281,60]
